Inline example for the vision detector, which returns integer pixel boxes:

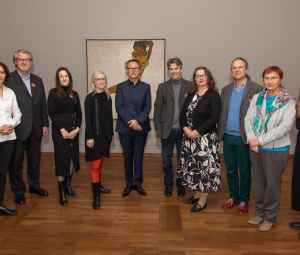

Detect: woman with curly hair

[178,66,222,212]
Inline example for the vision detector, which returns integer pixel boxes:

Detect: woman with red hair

[244,66,295,232]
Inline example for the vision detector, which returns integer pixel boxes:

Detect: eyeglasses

[232,66,245,70]
[95,78,106,81]
[127,68,140,71]
[264,77,279,81]
[195,74,207,79]
[16,58,31,63]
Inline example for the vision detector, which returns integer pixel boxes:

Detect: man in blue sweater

[217,57,262,215]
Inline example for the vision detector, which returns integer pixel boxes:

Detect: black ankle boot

[58,181,68,206]
[64,175,76,196]
[92,183,101,209]
[99,182,110,193]
[92,197,100,210]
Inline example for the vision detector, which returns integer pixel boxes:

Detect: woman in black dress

[47,67,82,206]
[178,66,222,212]
[85,71,114,209]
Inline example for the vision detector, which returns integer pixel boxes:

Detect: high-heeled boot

[92,183,100,210]
[58,181,68,206]
[64,175,76,196]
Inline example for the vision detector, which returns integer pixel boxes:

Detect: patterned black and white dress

[178,94,221,192]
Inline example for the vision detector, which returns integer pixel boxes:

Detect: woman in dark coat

[85,71,114,209]
[290,93,300,238]
[47,67,82,206]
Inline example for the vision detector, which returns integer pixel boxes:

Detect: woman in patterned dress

[178,66,222,212]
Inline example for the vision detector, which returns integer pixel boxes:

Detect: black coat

[6,70,49,140]
[180,89,222,136]
[85,92,114,162]
[47,88,82,175]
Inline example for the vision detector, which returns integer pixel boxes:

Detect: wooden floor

[1,154,300,255]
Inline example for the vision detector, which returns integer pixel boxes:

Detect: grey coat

[154,78,190,139]
[217,79,263,144]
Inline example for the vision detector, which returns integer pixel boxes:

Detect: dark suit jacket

[115,79,151,134]
[180,89,221,136]
[154,78,190,139]
[217,79,262,143]
[6,70,49,141]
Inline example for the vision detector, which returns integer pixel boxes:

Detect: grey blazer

[154,78,190,139]
[217,79,262,144]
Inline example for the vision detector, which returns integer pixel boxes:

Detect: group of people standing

[154,57,299,234]
[0,50,299,235]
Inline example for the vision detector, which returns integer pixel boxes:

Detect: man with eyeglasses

[153,57,189,197]
[7,49,49,205]
[115,59,151,197]
[217,57,262,215]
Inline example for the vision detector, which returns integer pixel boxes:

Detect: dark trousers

[9,128,42,196]
[223,133,251,202]
[161,130,183,187]
[250,150,288,223]
[292,131,300,211]
[0,140,15,206]
[119,130,148,187]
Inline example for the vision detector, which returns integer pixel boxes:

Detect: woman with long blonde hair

[84,71,114,209]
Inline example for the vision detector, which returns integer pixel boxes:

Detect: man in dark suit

[115,59,151,197]
[217,57,262,215]
[154,57,189,197]
[7,49,49,205]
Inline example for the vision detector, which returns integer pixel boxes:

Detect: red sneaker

[221,198,239,211]
[237,202,248,215]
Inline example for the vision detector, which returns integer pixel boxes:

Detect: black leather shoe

[15,194,25,205]
[0,206,18,216]
[29,187,49,196]
[122,186,133,197]
[99,183,110,194]
[133,185,147,196]
[92,197,100,210]
[290,222,300,231]
[177,186,185,197]
[185,196,200,204]
[190,203,207,212]
[164,186,172,197]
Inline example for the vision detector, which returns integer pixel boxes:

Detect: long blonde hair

[89,71,110,99]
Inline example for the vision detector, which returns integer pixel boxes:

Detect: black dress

[47,86,82,176]
[292,118,300,211]
[84,92,114,162]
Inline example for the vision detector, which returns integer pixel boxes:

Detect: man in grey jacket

[217,57,262,215]
[154,57,190,197]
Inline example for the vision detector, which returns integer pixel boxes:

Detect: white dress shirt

[0,85,22,142]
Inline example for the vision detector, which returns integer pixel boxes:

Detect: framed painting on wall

[86,39,166,119]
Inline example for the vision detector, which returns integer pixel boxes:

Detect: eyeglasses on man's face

[127,68,140,71]
[16,58,31,63]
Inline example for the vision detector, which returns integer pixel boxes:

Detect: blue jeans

[161,130,183,188]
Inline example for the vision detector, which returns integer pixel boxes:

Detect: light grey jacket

[154,78,190,139]
[217,80,263,143]
[244,92,296,148]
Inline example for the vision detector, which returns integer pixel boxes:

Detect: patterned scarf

[253,86,295,136]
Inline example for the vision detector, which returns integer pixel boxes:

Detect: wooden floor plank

[0,154,300,254]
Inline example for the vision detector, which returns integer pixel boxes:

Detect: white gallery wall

[1,0,300,153]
